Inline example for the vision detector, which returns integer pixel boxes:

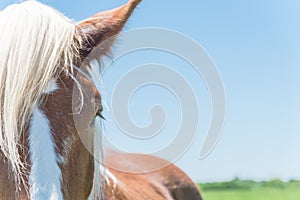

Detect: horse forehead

[57,72,100,94]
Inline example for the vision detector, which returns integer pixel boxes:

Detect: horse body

[0,0,202,199]
[104,151,202,200]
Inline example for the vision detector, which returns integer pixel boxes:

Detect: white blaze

[29,80,63,200]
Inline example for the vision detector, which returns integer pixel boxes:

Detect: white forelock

[0,0,80,187]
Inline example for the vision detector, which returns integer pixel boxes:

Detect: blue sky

[1,0,300,182]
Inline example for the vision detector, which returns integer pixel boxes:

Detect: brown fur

[0,0,203,199]
[0,72,99,199]
[103,151,202,200]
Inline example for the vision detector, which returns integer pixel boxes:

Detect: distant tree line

[198,178,300,191]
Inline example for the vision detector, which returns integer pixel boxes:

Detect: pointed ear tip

[75,0,142,54]
[128,0,142,5]
[129,0,142,3]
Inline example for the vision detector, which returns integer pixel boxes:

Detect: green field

[198,179,300,200]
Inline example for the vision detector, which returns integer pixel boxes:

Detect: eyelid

[94,96,102,109]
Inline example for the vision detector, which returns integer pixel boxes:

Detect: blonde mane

[0,0,80,188]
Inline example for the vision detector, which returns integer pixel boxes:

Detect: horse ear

[76,0,141,58]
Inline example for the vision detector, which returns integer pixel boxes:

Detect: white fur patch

[100,165,117,189]
[29,108,63,200]
[88,117,103,200]
[44,78,59,93]
[87,61,109,200]
[88,115,119,199]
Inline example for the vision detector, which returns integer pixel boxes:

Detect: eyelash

[96,110,105,119]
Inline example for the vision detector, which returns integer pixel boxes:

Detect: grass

[200,187,300,200]
[198,179,300,200]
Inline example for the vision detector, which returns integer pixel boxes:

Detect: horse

[0,0,203,199]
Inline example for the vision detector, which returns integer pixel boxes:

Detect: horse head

[0,0,141,199]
